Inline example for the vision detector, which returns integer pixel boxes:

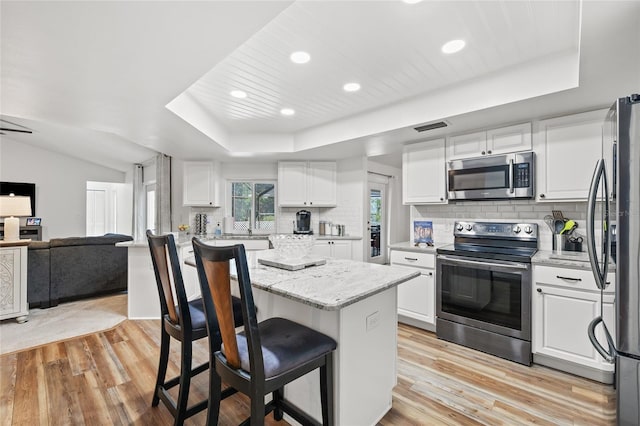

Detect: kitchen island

[185,250,419,426]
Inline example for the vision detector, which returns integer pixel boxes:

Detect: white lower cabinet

[390,250,435,331]
[0,244,29,323]
[532,265,615,383]
[312,240,352,260]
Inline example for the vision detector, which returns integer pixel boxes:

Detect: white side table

[0,239,30,323]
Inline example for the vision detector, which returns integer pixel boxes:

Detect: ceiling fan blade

[0,127,33,134]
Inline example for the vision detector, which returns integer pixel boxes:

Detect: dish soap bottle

[215,222,222,236]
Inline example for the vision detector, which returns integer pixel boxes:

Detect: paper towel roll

[223,216,235,234]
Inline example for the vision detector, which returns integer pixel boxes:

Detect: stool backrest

[192,239,265,378]
[146,230,189,326]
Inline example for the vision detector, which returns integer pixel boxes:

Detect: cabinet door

[395,268,434,325]
[179,245,200,300]
[307,162,337,207]
[312,240,333,258]
[183,161,217,206]
[535,109,608,201]
[486,122,532,155]
[278,162,308,207]
[330,240,352,260]
[533,284,615,372]
[402,138,447,204]
[446,131,487,160]
[0,248,22,317]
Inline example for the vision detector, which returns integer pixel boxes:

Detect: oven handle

[437,254,529,270]
[509,158,515,194]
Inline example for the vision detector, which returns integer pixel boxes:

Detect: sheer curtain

[132,154,172,240]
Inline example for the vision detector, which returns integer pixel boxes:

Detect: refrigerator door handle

[588,316,616,364]
[587,159,610,290]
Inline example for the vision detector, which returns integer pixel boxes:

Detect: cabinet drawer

[390,250,435,269]
[534,265,615,293]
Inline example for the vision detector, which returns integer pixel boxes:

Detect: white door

[367,181,387,264]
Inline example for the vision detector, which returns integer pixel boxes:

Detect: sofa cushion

[27,242,51,308]
[28,241,50,250]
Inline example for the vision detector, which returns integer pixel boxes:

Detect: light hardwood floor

[0,321,615,425]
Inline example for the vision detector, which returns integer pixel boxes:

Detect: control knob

[456,224,464,231]
[465,224,473,231]
[524,226,533,234]
[513,226,521,234]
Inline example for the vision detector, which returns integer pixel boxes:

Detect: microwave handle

[508,158,514,193]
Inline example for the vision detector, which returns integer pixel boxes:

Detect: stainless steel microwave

[448,152,534,200]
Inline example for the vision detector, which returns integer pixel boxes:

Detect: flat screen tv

[0,181,36,216]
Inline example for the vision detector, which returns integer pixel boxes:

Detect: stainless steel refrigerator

[587,93,640,426]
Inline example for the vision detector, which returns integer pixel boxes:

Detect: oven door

[436,254,531,340]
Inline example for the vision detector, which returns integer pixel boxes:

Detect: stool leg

[272,387,284,420]
[174,340,193,426]
[152,326,170,407]
[206,363,222,426]
[320,352,334,426]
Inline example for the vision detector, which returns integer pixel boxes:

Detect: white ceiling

[1,1,639,172]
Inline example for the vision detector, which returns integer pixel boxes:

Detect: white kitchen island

[185,250,419,426]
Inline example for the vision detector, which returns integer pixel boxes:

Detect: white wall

[0,138,128,239]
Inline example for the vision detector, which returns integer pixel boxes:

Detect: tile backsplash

[412,200,591,252]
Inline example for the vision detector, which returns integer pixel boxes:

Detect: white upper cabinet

[183,161,220,206]
[402,138,447,204]
[447,123,532,160]
[535,109,608,201]
[278,161,337,207]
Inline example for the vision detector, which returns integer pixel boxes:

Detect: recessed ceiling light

[343,82,361,92]
[402,0,423,4]
[441,39,466,54]
[280,108,295,116]
[230,90,247,99]
[290,51,311,64]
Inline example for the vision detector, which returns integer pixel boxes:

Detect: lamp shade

[0,195,32,217]
[1,195,32,242]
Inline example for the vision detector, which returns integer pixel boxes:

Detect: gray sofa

[27,234,133,308]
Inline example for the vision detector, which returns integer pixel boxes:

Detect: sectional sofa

[27,234,133,308]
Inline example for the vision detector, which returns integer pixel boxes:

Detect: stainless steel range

[436,221,538,365]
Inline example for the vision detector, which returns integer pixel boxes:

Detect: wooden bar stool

[146,230,242,425]
[192,239,337,426]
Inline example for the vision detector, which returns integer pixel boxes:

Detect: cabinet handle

[309,201,313,205]
[537,288,542,293]
[556,275,582,282]
[404,257,418,261]
[440,197,444,201]
[428,272,433,276]
[487,150,492,154]
[481,151,486,155]
[304,202,307,205]
[540,193,546,198]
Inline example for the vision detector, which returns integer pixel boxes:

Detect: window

[230,181,276,232]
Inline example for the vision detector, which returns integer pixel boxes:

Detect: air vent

[414,121,448,133]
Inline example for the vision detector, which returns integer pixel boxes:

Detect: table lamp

[0,195,32,242]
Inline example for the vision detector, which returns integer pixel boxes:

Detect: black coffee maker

[294,210,312,234]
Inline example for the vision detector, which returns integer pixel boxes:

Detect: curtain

[155,153,172,234]
[132,164,145,241]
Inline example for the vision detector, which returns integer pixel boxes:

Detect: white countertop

[532,249,616,271]
[185,250,419,311]
[388,241,442,254]
[117,233,362,249]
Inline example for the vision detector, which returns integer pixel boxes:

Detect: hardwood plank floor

[0,321,615,425]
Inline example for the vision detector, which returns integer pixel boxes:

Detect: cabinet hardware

[440,197,444,201]
[404,257,418,261]
[540,193,546,198]
[310,202,313,205]
[556,275,581,282]
[427,272,433,276]
[487,150,492,154]
[537,288,542,293]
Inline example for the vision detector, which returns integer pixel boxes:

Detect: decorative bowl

[268,234,315,259]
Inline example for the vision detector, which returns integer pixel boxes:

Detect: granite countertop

[532,249,616,271]
[118,233,362,248]
[185,250,419,311]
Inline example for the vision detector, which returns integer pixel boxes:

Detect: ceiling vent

[414,120,449,133]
